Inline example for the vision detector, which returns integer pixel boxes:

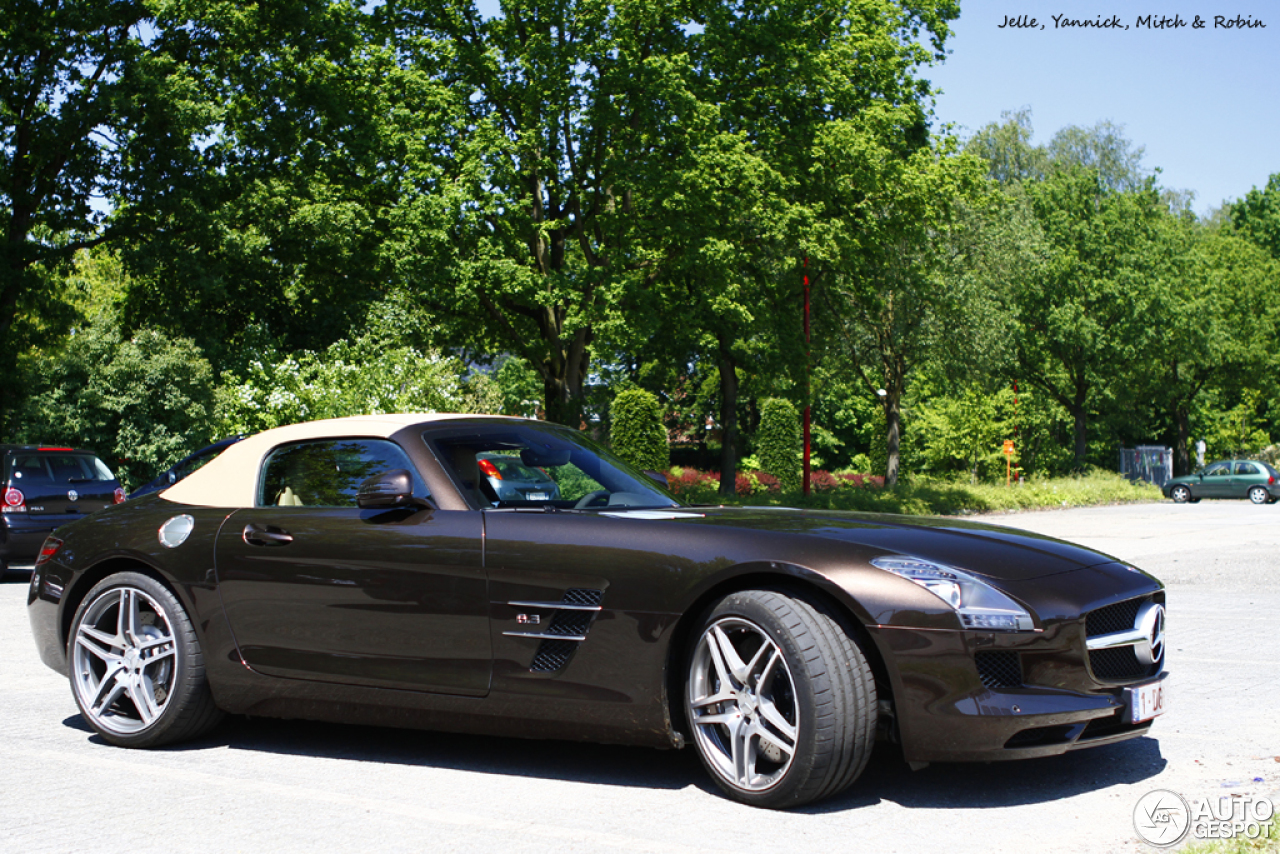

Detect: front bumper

[870,614,1165,763]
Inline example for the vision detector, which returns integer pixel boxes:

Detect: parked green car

[1162,459,1280,504]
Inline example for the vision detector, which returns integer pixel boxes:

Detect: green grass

[1181,822,1278,854]
[676,470,1164,516]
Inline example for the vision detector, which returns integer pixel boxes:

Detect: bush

[12,312,215,489]
[610,388,669,472]
[757,398,801,492]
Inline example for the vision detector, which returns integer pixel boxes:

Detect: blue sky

[922,1,1277,214]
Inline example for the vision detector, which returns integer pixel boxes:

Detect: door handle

[242,523,294,547]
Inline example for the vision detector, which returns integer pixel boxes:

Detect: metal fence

[1119,446,1173,488]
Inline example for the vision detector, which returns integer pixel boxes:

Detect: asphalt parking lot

[3,500,1277,853]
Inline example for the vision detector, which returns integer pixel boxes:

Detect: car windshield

[425,421,680,510]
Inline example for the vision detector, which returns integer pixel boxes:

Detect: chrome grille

[1085,595,1164,683]
[1086,599,1142,638]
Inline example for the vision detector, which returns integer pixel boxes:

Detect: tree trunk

[717,336,739,496]
[1174,403,1192,477]
[884,394,902,487]
[1070,378,1089,470]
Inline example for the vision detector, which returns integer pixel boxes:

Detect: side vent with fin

[505,588,604,672]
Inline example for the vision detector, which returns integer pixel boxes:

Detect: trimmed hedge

[757,398,801,492]
[610,388,669,472]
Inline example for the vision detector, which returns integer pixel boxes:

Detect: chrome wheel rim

[1250,487,1267,504]
[72,586,177,735]
[687,617,798,792]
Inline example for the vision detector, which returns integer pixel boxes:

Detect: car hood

[670,506,1124,582]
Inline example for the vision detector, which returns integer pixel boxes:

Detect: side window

[1234,462,1259,476]
[258,439,429,508]
[1204,463,1231,477]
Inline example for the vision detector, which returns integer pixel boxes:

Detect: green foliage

[757,398,801,492]
[495,357,543,419]
[214,335,501,437]
[609,389,669,473]
[722,469,1160,516]
[1200,390,1273,460]
[912,384,1015,482]
[11,313,215,489]
[1230,173,1280,259]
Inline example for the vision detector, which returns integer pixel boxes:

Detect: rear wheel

[1249,486,1269,505]
[69,572,222,747]
[685,589,876,808]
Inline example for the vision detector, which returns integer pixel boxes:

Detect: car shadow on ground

[810,736,1167,813]
[64,712,1166,808]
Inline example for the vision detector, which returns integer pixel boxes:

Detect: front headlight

[871,556,1035,631]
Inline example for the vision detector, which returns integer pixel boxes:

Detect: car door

[1198,461,1233,497]
[214,437,491,696]
[1230,461,1264,497]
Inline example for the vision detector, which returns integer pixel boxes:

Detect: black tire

[1248,486,1268,505]
[684,589,876,808]
[68,572,223,747]
[1170,485,1191,503]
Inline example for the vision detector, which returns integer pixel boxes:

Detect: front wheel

[685,589,876,808]
[68,572,223,747]
[1170,485,1191,503]
[1249,486,1269,505]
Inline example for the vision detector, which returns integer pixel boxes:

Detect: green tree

[1230,173,1280,259]
[1144,221,1280,473]
[1010,168,1166,470]
[0,0,218,415]
[609,388,669,473]
[13,312,215,489]
[813,116,989,485]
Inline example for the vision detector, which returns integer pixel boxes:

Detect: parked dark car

[1162,458,1280,504]
[128,436,245,499]
[28,414,1168,808]
[2,445,123,577]
[476,450,562,502]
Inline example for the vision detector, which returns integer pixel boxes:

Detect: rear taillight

[478,459,503,480]
[2,487,24,513]
[1269,476,1275,485]
[113,487,126,504]
[35,536,63,568]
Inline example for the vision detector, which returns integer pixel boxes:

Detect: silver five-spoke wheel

[69,572,222,747]
[685,589,876,808]
[688,617,799,793]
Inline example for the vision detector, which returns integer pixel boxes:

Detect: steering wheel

[573,490,610,509]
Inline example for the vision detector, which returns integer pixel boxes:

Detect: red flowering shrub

[754,472,780,493]
[810,470,841,491]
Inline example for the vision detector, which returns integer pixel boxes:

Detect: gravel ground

[2,500,1276,853]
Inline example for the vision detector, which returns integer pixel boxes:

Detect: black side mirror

[643,470,669,487]
[357,469,432,510]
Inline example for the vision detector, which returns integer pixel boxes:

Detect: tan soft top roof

[161,413,510,508]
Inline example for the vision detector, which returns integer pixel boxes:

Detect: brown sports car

[27,414,1167,808]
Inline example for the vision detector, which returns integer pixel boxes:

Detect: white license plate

[1127,679,1167,723]
[526,492,549,501]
